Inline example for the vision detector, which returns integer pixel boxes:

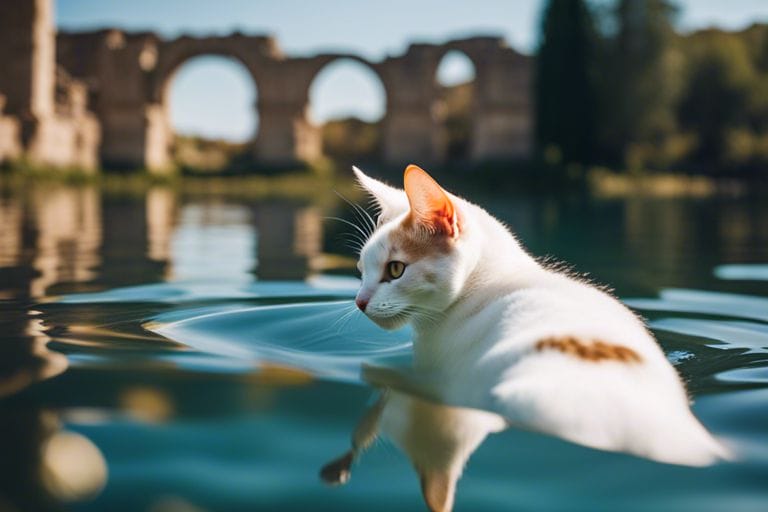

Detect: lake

[1,177,767,512]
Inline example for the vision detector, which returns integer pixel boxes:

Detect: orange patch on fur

[535,336,642,363]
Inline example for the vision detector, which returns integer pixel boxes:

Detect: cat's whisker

[338,231,367,249]
[340,231,365,245]
[333,306,363,335]
[403,306,442,327]
[334,190,377,239]
[356,202,377,238]
[337,232,367,254]
[338,196,370,238]
[411,313,438,326]
[332,303,357,323]
[328,305,356,333]
[324,216,371,243]
[341,238,364,254]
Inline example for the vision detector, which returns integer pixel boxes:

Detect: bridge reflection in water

[0,183,333,510]
[0,184,328,298]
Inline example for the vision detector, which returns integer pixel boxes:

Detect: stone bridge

[1,0,531,172]
[57,30,531,171]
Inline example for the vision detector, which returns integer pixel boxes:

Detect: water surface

[1,181,767,511]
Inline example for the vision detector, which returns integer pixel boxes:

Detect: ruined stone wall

[377,48,439,165]
[0,0,55,121]
[0,96,22,164]
[461,38,532,161]
[1,0,532,172]
[250,57,322,166]
[56,27,533,172]
[57,30,162,170]
[0,0,100,170]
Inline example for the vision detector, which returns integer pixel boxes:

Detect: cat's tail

[491,359,734,467]
[645,412,733,467]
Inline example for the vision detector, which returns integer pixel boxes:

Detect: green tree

[678,32,755,169]
[535,0,599,166]
[598,0,680,168]
[741,24,768,133]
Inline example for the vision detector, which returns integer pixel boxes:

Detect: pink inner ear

[403,165,457,236]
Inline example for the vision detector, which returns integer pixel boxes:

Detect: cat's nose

[355,297,369,312]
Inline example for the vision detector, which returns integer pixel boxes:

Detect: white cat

[321,165,729,512]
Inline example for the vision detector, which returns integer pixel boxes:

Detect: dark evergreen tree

[598,0,679,167]
[534,0,598,166]
[678,34,754,170]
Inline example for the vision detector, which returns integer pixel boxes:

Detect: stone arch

[144,36,274,170]
[435,49,477,87]
[304,55,389,162]
[166,56,258,172]
[431,48,481,88]
[433,49,478,161]
[429,37,533,162]
[52,26,532,171]
[150,36,271,103]
[303,54,389,114]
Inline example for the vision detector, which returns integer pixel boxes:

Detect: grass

[1,158,760,201]
[0,159,361,203]
[585,167,748,198]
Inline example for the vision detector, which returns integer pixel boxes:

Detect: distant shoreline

[1,163,764,200]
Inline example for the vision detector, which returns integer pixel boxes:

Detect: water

[1,181,767,511]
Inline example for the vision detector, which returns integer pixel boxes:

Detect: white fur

[352,166,729,468]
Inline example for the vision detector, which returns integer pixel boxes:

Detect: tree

[534,0,599,166]
[678,33,755,169]
[598,0,680,168]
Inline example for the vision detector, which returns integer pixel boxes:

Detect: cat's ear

[403,164,459,238]
[353,166,409,221]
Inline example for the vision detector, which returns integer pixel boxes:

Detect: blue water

[1,183,767,511]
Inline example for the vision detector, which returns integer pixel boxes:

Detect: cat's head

[351,165,474,329]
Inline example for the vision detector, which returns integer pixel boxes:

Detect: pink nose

[355,297,369,312]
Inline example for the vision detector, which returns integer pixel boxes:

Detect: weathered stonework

[0,0,99,171]
[0,96,22,164]
[1,0,531,172]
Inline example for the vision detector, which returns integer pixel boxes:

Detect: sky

[57,0,768,141]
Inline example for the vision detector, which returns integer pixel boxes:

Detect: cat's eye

[386,261,406,280]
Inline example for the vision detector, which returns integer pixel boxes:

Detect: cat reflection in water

[321,165,729,512]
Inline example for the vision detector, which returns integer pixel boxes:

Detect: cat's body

[322,165,728,512]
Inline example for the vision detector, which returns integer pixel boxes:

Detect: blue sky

[57,0,768,141]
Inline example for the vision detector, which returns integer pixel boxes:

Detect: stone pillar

[379,50,440,165]
[470,50,532,161]
[252,203,321,279]
[253,61,321,166]
[0,0,55,122]
[144,103,173,171]
[0,0,59,164]
[254,102,320,165]
[96,32,171,172]
[98,103,168,171]
[0,0,101,170]
[382,104,437,165]
[0,96,22,164]
[58,30,168,172]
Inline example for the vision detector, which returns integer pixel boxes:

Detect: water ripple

[53,275,361,304]
[627,285,768,390]
[650,318,768,354]
[147,301,412,383]
[714,264,768,281]
[626,288,768,323]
